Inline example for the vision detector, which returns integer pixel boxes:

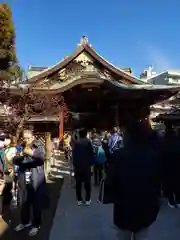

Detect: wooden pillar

[59,110,64,142]
[45,132,52,174]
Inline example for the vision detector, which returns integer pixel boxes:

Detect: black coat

[105,141,161,232]
[13,140,49,210]
[162,135,180,189]
[72,138,94,173]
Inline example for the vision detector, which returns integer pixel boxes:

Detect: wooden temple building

[2,36,180,138]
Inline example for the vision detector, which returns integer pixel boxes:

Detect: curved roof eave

[27,40,143,85]
[23,77,180,96]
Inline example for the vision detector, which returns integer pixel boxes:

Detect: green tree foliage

[0,3,21,85]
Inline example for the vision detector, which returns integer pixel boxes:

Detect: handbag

[98,178,114,204]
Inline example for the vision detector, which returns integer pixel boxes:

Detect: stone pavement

[50,177,180,240]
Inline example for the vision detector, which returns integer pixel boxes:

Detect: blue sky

[7,0,180,77]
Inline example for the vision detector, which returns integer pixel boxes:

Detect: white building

[140,66,180,85]
[140,67,180,128]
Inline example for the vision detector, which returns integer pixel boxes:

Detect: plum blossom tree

[2,86,68,142]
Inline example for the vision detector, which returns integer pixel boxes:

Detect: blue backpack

[94,145,107,164]
[0,149,6,173]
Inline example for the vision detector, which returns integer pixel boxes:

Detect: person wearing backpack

[92,134,107,186]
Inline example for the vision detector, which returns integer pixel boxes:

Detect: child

[0,134,13,215]
[4,136,18,207]
[11,145,23,206]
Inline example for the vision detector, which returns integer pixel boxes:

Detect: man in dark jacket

[72,128,94,206]
[104,122,162,240]
[162,127,180,207]
[13,130,48,237]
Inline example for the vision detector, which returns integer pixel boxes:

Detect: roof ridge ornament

[79,36,88,46]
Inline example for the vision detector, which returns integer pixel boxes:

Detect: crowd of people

[0,122,180,239]
[63,121,180,240]
[63,127,123,205]
[0,129,49,237]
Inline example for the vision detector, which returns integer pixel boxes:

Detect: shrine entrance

[63,83,150,130]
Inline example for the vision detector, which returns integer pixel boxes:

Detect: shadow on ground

[0,175,64,240]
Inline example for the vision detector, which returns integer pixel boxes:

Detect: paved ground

[1,153,180,240]
[50,177,180,240]
[0,177,63,240]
